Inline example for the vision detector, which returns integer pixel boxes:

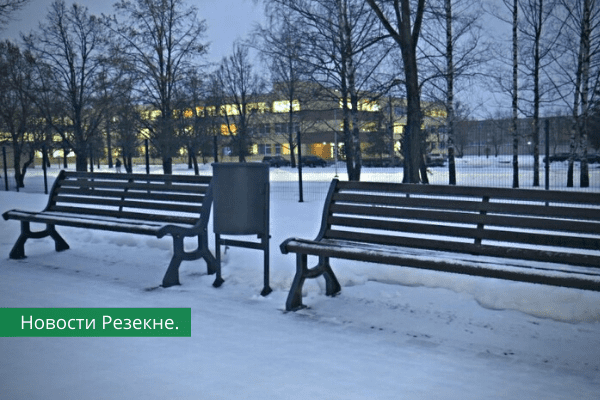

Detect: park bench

[280,179,600,311]
[2,170,222,288]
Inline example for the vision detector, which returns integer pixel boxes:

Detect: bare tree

[177,70,214,173]
[24,0,107,172]
[95,45,137,171]
[421,0,487,185]
[265,0,390,181]
[114,98,142,174]
[550,0,600,187]
[105,0,208,174]
[251,8,311,168]
[366,0,427,183]
[215,43,266,162]
[0,40,39,187]
[510,0,520,188]
[106,52,141,174]
[0,0,30,29]
[519,0,559,187]
[488,0,522,188]
[203,73,226,162]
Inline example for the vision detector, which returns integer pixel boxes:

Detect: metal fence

[2,155,599,201]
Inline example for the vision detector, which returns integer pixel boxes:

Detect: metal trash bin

[212,162,269,236]
[211,162,271,295]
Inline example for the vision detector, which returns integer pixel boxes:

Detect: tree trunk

[579,0,591,188]
[192,153,199,175]
[289,132,296,168]
[446,0,456,185]
[567,125,576,187]
[512,0,519,188]
[106,116,113,169]
[12,142,23,188]
[404,63,423,183]
[75,153,88,172]
[531,0,543,187]
[162,156,173,174]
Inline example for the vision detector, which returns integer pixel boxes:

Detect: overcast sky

[1,0,511,118]
[0,0,265,63]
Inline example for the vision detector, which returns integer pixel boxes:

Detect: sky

[0,162,599,399]
[0,0,266,63]
[0,0,519,119]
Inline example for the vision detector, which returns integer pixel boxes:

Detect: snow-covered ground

[1,161,599,399]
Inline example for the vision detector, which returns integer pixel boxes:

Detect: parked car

[426,153,446,167]
[262,155,291,167]
[584,153,600,164]
[300,155,328,167]
[543,153,600,164]
[543,153,571,163]
[362,157,403,167]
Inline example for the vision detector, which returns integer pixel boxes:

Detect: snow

[1,162,600,399]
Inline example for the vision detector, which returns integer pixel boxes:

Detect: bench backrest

[318,179,600,268]
[45,170,213,228]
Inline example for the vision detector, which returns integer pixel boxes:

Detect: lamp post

[297,129,303,203]
[334,109,338,177]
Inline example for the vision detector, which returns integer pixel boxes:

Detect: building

[197,83,448,163]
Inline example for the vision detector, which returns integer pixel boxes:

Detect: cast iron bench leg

[198,233,219,277]
[286,254,308,311]
[285,254,342,311]
[9,222,70,259]
[320,256,341,296]
[162,235,184,287]
[199,234,223,288]
[162,234,222,288]
[49,225,70,252]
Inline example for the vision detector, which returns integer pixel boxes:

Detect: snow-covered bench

[280,179,600,311]
[2,170,222,288]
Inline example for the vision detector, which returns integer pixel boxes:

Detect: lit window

[272,100,300,113]
[221,104,240,116]
[145,110,161,120]
[362,122,378,132]
[221,124,237,136]
[339,99,380,112]
[248,102,268,113]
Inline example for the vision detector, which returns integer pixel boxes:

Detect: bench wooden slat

[55,187,206,203]
[325,228,600,268]
[328,214,600,251]
[328,215,479,240]
[49,205,199,225]
[282,238,600,292]
[58,179,208,194]
[334,192,484,212]
[338,180,600,205]
[5,210,168,235]
[52,195,203,214]
[64,171,212,183]
[333,192,600,222]
[475,228,600,250]
[330,203,600,235]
